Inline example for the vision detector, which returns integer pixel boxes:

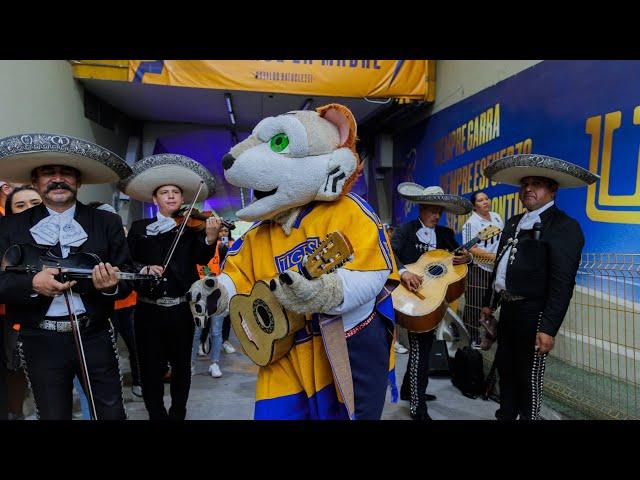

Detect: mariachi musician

[480,154,598,420]
[391,184,473,420]
[119,154,219,421]
[0,133,134,420]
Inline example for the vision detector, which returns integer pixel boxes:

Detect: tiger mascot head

[221,103,362,224]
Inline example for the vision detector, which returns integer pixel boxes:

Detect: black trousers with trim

[400,330,435,417]
[496,298,547,420]
[19,323,125,420]
[134,302,194,420]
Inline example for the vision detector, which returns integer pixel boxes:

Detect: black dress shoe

[410,411,432,421]
[400,391,437,401]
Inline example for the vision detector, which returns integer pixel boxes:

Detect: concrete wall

[431,60,542,114]
[0,60,129,206]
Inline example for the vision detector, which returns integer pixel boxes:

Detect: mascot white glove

[270,270,344,315]
[187,275,229,328]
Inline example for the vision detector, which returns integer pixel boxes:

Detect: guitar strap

[318,314,356,420]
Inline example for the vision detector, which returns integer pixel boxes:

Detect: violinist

[0,133,134,420]
[119,153,219,421]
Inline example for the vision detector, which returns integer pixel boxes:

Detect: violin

[1,243,160,285]
[171,207,236,231]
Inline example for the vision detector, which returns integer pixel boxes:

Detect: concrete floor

[120,334,500,421]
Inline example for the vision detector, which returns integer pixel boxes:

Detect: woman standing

[461,191,503,348]
[192,224,235,378]
[2,186,43,419]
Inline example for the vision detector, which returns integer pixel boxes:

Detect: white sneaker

[198,344,207,357]
[191,362,196,376]
[394,341,409,354]
[222,341,236,354]
[209,362,222,378]
[131,385,143,398]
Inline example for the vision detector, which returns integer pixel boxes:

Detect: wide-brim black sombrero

[119,154,216,203]
[0,133,131,184]
[397,183,473,215]
[483,154,600,188]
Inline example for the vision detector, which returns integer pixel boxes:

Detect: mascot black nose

[222,153,235,170]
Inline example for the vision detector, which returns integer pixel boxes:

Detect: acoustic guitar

[392,225,501,333]
[229,231,354,367]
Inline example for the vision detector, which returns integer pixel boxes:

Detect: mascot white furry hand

[187,275,229,327]
[269,270,344,315]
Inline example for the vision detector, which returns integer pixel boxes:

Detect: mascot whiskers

[189,104,399,420]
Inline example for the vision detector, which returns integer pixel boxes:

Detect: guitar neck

[454,236,482,254]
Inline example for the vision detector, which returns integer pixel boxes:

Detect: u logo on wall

[585,107,640,224]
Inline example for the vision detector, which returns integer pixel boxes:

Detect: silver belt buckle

[157,297,180,307]
[500,290,525,302]
[39,319,72,332]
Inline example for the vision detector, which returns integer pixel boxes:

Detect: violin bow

[161,180,205,274]
[59,266,98,420]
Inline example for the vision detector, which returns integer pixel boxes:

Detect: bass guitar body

[392,249,467,333]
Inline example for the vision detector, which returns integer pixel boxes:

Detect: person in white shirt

[480,154,598,420]
[391,183,473,420]
[461,191,503,347]
[0,133,134,420]
[120,154,220,420]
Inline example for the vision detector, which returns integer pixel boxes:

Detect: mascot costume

[189,104,399,419]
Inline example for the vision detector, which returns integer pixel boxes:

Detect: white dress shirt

[30,204,119,317]
[398,219,435,276]
[146,211,177,236]
[494,201,554,293]
[462,211,504,272]
[35,205,87,316]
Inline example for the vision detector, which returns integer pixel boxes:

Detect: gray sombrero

[398,183,473,215]
[483,154,600,188]
[0,133,131,183]
[119,153,216,203]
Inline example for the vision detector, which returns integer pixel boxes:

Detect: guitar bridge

[240,315,257,347]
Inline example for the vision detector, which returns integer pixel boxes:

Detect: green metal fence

[464,253,640,419]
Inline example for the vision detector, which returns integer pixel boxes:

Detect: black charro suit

[481,203,584,420]
[391,219,461,420]
[127,218,216,420]
[0,201,133,420]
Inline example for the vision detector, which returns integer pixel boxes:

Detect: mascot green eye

[269,133,289,153]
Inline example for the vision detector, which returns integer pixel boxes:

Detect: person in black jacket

[391,183,473,420]
[0,133,133,420]
[119,154,219,420]
[481,154,599,420]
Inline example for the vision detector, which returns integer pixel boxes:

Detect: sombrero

[119,153,216,203]
[397,183,472,215]
[483,154,599,188]
[0,133,131,183]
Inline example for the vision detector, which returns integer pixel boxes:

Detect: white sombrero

[398,183,473,215]
[119,154,216,203]
[483,154,600,188]
[0,133,131,183]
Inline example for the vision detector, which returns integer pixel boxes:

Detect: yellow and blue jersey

[222,193,398,419]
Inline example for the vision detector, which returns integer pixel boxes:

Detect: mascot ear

[315,104,363,201]
[317,103,357,149]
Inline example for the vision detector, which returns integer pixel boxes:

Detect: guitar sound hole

[253,299,275,334]
[426,263,446,277]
